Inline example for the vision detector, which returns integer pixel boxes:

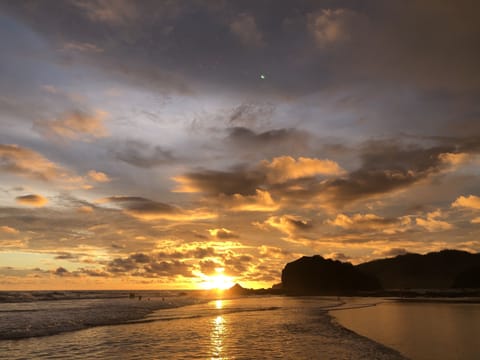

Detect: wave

[0,295,201,340]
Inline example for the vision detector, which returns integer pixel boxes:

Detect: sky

[1,0,480,290]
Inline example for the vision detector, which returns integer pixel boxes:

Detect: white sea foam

[0,291,200,340]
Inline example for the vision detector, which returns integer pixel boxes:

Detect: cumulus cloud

[416,210,453,232]
[230,13,264,47]
[208,228,238,239]
[452,195,480,210]
[260,215,313,236]
[174,155,342,197]
[260,156,343,183]
[107,253,193,278]
[33,110,108,141]
[223,189,279,212]
[15,194,48,207]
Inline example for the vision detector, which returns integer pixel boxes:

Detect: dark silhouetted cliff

[357,250,480,289]
[453,267,480,288]
[281,255,381,295]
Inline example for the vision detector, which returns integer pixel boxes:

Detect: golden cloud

[327,213,411,234]
[227,189,279,212]
[0,144,88,189]
[33,110,108,141]
[261,215,312,236]
[88,170,111,183]
[452,195,480,210]
[16,194,48,207]
[438,152,470,166]
[0,144,68,181]
[260,156,344,183]
[0,226,19,234]
[77,206,94,214]
[208,228,238,239]
[416,210,453,232]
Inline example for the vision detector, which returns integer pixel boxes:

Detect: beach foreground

[0,293,405,360]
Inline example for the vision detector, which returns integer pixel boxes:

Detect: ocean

[0,290,449,359]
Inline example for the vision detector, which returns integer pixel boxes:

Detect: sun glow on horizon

[199,268,235,290]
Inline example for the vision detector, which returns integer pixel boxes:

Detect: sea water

[0,292,405,359]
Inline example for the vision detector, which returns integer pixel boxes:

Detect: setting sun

[200,268,235,290]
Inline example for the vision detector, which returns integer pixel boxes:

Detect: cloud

[208,228,238,239]
[98,196,216,221]
[378,248,408,258]
[173,170,261,195]
[87,170,110,182]
[230,13,264,47]
[224,189,279,212]
[438,152,471,167]
[327,213,411,234]
[62,41,103,53]
[227,103,274,127]
[15,194,48,207]
[198,259,223,276]
[227,127,310,153]
[53,267,70,276]
[107,253,193,278]
[71,0,139,25]
[452,195,480,210]
[114,140,174,168]
[260,156,343,183]
[307,8,357,47]
[33,110,108,141]
[77,205,94,213]
[0,225,19,234]
[174,155,340,196]
[261,215,313,236]
[416,210,453,232]
[0,144,78,182]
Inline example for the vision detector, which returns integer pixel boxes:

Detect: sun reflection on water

[215,299,223,309]
[210,315,227,360]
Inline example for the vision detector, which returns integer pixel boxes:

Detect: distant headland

[224,249,480,297]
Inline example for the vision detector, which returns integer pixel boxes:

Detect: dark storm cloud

[114,140,175,168]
